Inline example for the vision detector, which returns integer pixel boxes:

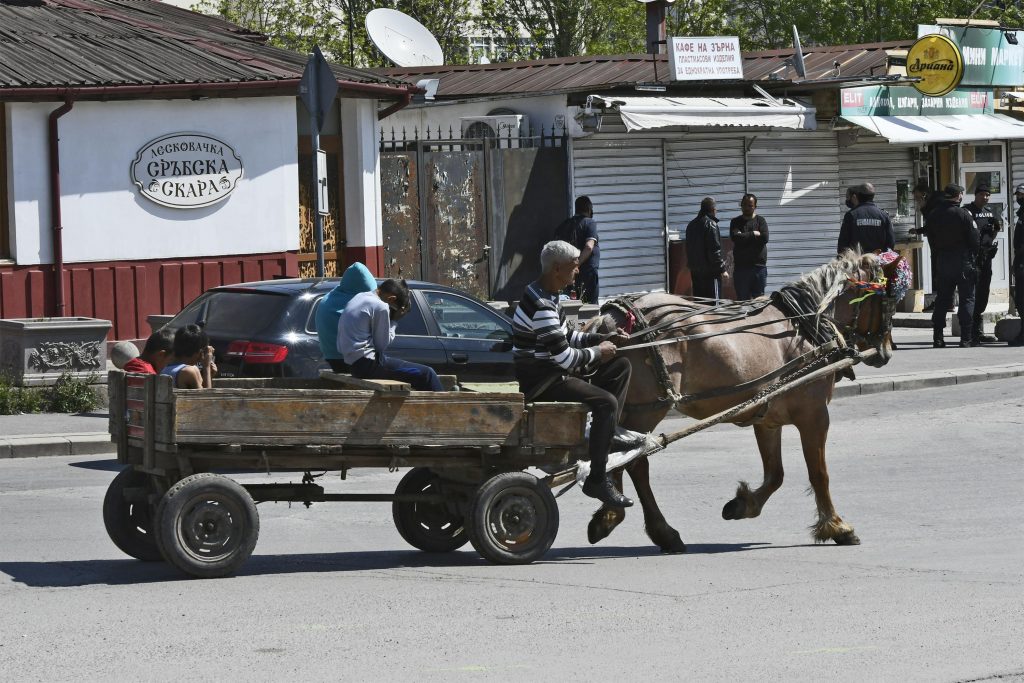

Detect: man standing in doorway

[1011,184,1024,346]
[927,184,980,348]
[964,184,1002,344]
[686,197,729,300]
[729,193,769,299]
[837,182,895,254]
[554,196,600,303]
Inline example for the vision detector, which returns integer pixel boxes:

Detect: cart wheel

[102,466,162,561]
[154,473,259,579]
[468,472,559,565]
[392,468,468,553]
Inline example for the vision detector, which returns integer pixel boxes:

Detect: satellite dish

[791,25,807,79]
[366,9,444,67]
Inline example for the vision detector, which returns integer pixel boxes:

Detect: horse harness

[601,264,892,413]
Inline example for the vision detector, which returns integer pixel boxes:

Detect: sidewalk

[2,331,1022,459]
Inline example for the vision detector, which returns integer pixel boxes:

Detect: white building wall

[341,97,383,252]
[9,97,299,265]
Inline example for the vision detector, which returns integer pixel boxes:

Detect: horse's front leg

[722,423,784,520]
[796,410,860,545]
[585,457,687,554]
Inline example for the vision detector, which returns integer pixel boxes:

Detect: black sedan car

[164,278,516,381]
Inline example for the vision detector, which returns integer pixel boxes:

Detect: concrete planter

[0,317,112,386]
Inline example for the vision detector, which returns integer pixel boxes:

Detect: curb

[0,432,115,459]
[4,365,1023,458]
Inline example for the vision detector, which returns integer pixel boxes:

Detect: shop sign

[130,133,243,209]
[919,24,1024,87]
[907,33,964,96]
[668,36,743,81]
[840,85,993,116]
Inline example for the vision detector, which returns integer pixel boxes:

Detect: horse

[585,250,906,553]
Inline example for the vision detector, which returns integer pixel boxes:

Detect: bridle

[835,263,896,350]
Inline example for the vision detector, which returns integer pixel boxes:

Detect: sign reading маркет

[668,36,743,81]
[918,24,1024,87]
[131,133,243,209]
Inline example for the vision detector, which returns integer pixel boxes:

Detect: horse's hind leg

[722,423,784,520]
[797,413,860,545]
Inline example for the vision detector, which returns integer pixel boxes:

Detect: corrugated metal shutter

[572,134,666,296]
[1011,140,1024,191]
[838,136,916,239]
[665,136,746,239]
[746,132,842,289]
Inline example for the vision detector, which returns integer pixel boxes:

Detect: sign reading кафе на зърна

[919,24,1024,88]
[668,36,743,81]
[840,85,994,116]
[131,133,243,209]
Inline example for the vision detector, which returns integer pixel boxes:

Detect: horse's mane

[770,250,876,345]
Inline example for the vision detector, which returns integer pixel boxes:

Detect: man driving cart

[512,240,635,508]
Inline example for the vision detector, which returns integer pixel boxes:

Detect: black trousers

[932,249,976,342]
[530,356,631,482]
[691,274,721,300]
[972,257,994,340]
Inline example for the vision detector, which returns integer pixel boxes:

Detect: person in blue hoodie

[316,262,377,372]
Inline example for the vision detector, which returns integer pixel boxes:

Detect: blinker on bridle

[839,267,895,349]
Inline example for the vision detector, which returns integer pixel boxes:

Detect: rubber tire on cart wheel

[468,471,559,565]
[154,473,259,579]
[392,468,469,553]
[102,466,162,561]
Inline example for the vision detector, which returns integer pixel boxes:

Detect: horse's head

[833,252,905,367]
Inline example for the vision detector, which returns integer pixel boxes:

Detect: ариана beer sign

[907,34,965,97]
[131,133,243,209]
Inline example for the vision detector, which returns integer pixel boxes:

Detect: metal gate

[838,135,916,240]
[380,128,567,301]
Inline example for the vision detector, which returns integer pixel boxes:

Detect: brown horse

[586,251,904,553]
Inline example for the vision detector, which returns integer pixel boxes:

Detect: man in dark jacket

[554,196,600,303]
[927,184,980,348]
[837,182,895,254]
[964,184,1002,344]
[729,193,769,299]
[686,197,729,300]
[1011,184,1024,346]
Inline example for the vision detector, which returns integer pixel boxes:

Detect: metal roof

[0,0,412,99]
[375,40,915,98]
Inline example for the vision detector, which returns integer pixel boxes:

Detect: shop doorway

[959,142,1009,297]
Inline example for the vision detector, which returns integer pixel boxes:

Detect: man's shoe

[979,334,998,343]
[581,476,634,507]
[933,338,946,348]
[959,339,979,348]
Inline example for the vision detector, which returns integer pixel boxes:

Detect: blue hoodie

[316,262,377,361]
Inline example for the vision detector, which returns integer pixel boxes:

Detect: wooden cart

[104,370,589,578]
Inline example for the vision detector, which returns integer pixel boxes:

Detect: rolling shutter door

[839,136,916,240]
[572,135,666,296]
[665,136,746,238]
[747,132,842,289]
[1012,141,1024,192]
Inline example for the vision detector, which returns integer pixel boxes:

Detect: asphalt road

[1,378,1023,682]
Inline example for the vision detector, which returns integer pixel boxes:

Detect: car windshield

[172,290,293,338]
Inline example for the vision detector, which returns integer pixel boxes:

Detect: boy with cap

[964,184,1002,344]
[123,328,175,374]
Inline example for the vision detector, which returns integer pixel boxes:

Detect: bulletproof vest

[966,203,999,246]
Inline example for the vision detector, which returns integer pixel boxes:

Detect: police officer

[1011,184,1024,347]
[964,184,1002,344]
[837,182,895,254]
[926,184,980,348]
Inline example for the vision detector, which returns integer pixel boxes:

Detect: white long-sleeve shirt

[337,291,396,364]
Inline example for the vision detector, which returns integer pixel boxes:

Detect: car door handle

[452,353,469,363]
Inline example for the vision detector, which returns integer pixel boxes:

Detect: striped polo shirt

[512,282,602,381]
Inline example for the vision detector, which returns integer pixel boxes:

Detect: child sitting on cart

[160,324,217,389]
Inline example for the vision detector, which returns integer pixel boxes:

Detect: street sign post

[299,46,338,277]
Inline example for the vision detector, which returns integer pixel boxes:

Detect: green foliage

[0,373,99,415]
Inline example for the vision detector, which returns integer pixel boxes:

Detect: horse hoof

[722,498,746,520]
[660,538,687,554]
[833,530,861,546]
[588,517,612,545]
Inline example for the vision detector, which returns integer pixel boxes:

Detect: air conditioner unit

[460,114,530,146]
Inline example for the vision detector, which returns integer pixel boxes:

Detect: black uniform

[926,200,980,344]
[686,212,725,300]
[837,201,895,254]
[964,201,1002,342]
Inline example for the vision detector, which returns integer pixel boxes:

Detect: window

[961,144,1002,163]
[0,104,9,260]
[964,170,1002,194]
[422,291,510,341]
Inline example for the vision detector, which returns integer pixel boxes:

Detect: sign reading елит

[668,36,743,81]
